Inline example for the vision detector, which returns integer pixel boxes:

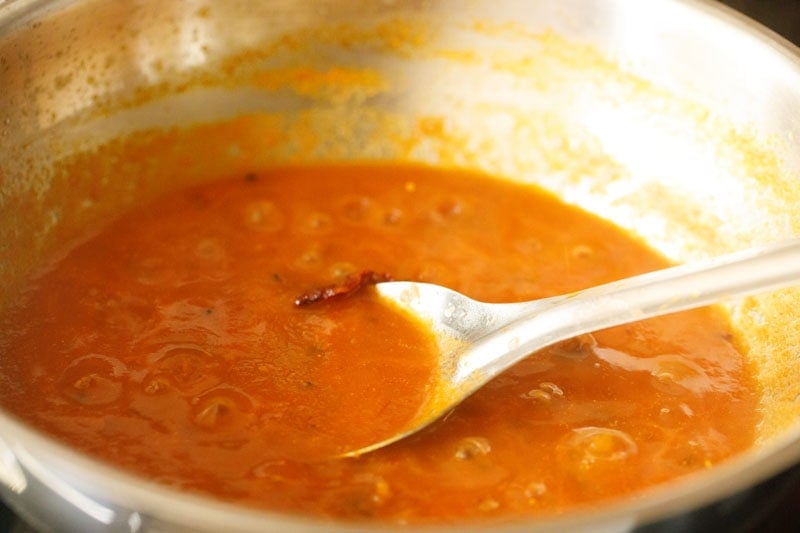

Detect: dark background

[1,0,799,531]
[723,0,800,43]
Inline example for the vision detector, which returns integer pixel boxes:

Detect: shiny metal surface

[351,238,800,455]
[1,0,800,531]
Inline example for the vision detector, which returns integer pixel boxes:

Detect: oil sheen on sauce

[0,164,760,524]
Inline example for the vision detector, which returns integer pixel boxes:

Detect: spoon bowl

[344,237,800,456]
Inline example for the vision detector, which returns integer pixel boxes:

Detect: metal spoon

[344,237,800,457]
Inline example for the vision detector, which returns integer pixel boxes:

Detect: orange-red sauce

[0,164,760,523]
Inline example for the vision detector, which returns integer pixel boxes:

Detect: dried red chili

[294,270,393,307]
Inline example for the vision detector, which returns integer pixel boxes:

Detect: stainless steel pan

[1,1,800,531]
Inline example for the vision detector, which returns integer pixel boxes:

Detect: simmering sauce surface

[0,164,760,523]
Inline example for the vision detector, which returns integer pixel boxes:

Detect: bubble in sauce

[383,207,403,225]
[539,382,564,397]
[504,480,549,508]
[251,460,288,480]
[340,196,374,222]
[549,334,597,359]
[436,199,464,218]
[570,244,594,259]
[594,347,714,395]
[650,356,712,395]
[320,474,392,518]
[478,497,500,513]
[523,382,565,402]
[560,426,638,471]
[303,211,333,233]
[296,247,323,269]
[142,375,170,395]
[149,345,221,395]
[242,200,284,232]
[100,295,155,336]
[454,436,492,460]
[193,397,233,429]
[656,428,729,472]
[523,389,551,402]
[329,261,357,281]
[60,354,127,406]
[524,481,547,501]
[191,387,253,431]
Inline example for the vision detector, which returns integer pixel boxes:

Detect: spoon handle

[561,237,800,325]
[458,237,800,385]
